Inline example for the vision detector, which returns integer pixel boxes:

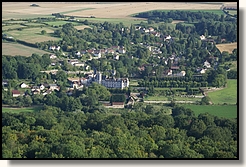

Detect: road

[144,101,198,104]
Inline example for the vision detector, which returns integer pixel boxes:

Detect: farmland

[2,42,50,56]
[216,42,237,53]
[2,2,227,20]
[207,79,237,105]
[181,104,237,118]
[5,27,61,44]
[43,21,79,26]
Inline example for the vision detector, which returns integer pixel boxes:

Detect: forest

[2,105,237,158]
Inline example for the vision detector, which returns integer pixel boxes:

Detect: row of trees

[2,104,237,158]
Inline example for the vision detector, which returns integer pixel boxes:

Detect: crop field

[181,104,237,118]
[3,2,232,21]
[208,79,237,105]
[6,27,60,44]
[2,42,50,56]
[2,106,43,113]
[216,42,237,53]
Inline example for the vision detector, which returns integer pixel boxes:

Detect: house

[107,49,115,54]
[2,80,8,86]
[203,60,211,68]
[167,69,172,76]
[42,90,52,96]
[93,50,101,58]
[32,89,40,95]
[39,84,45,90]
[12,90,21,97]
[164,35,172,40]
[111,102,125,108]
[74,62,85,67]
[171,66,180,70]
[31,86,40,92]
[176,71,186,77]
[49,84,59,91]
[148,27,155,32]
[114,54,120,60]
[81,50,87,54]
[68,59,79,66]
[49,54,57,59]
[75,51,81,56]
[200,35,206,40]
[20,82,29,88]
[118,47,126,54]
[68,77,80,83]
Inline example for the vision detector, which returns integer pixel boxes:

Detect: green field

[6,27,61,44]
[208,79,237,105]
[181,104,237,118]
[2,106,43,113]
[2,24,27,31]
[78,17,148,27]
[44,21,80,26]
[2,42,50,56]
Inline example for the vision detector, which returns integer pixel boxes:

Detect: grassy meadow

[6,27,61,44]
[181,104,237,118]
[208,79,237,105]
[2,42,50,56]
[2,106,43,113]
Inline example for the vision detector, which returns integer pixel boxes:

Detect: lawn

[208,79,237,105]
[2,106,43,113]
[2,42,50,56]
[181,104,237,118]
[6,27,61,44]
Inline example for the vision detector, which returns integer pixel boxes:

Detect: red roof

[12,90,20,94]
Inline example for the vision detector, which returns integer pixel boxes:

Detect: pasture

[181,104,237,118]
[2,2,228,21]
[2,106,43,113]
[6,27,61,44]
[2,24,27,31]
[216,42,237,53]
[2,42,50,56]
[207,79,237,105]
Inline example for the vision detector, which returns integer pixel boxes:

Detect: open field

[74,25,92,30]
[216,42,237,53]
[78,17,147,27]
[2,42,50,56]
[222,61,237,71]
[6,27,60,44]
[2,106,43,113]
[207,79,237,105]
[2,24,27,31]
[44,21,79,26]
[181,104,237,118]
[3,2,233,21]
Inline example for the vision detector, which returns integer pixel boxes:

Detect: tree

[41,30,47,35]
[200,96,211,105]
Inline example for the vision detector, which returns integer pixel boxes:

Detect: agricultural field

[216,42,237,53]
[2,42,50,56]
[6,27,61,44]
[2,106,43,113]
[181,104,237,118]
[207,79,237,105]
[2,2,228,21]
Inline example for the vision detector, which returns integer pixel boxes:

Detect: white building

[94,72,129,89]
